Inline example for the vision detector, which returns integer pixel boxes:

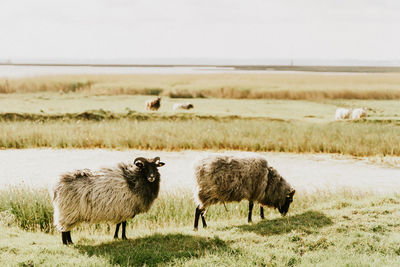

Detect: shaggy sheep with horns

[52,156,165,245]
[193,154,295,230]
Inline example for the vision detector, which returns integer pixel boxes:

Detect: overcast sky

[0,0,399,62]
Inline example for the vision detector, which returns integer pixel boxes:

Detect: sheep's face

[134,157,165,183]
[278,189,295,216]
[264,167,295,216]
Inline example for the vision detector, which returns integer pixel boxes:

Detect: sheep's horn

[134,157,147,164]
[153,157,160,163]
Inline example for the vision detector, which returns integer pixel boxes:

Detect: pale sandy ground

[0,149,399,194]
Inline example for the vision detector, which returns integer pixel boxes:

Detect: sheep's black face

[134,157,165,183]
[278,190,295,216]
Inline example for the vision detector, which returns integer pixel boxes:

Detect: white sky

[0,0,399,62]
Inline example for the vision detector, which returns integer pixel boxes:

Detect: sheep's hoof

[193,228,198,232]
[122,236,128,240]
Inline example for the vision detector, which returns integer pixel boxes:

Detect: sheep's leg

[121,221,127,240]
[200,210,207,228]
[114,223,121,239]
[194,205,202,231]
[62,231,73,245]
[62,232,68,245]
[66,231,73,244]
[260,205,265,219]
[248,201,254,223]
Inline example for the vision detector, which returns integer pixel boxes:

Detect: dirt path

[1,149,399,193]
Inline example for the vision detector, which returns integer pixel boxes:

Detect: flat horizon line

[1,63,400,73]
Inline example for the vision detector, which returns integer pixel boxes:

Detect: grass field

[0,73,399,155]
[0,92,399,156]
[1,187,400,266]
[1,73,400,99]
[1,93,400,121]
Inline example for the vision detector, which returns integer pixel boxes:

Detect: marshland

[1,70,400,266]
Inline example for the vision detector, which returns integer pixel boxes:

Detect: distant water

[0,65,256,78]
[0,64,386,78]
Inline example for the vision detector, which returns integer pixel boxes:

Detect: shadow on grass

[233,211,333,236]
[76,233,234,266]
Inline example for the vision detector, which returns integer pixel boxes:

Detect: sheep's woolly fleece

[194,154,294,210]
[53,162,160,231]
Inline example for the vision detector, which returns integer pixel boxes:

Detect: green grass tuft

[76,234,233,266]
[0,187,53,233]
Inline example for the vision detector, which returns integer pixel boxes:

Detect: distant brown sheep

[146,97,161,111]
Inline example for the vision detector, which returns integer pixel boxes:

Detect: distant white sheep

[350,108,367,120]
[335,108,352,120]
[173,103,194,110]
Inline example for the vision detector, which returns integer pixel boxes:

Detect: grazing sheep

[335,108,352,120]
[52,157,165,245]
[350,107,367,120]
[146,97,161,111]
[173,103,194,110]
[193,154,295,230]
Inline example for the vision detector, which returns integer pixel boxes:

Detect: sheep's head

[278,189,295,216]
[134,157,165,183]
[263,166,295,216]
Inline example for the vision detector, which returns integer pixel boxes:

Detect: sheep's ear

[153,157,164,167]
[157,162,165,167]
[287,189,295,197]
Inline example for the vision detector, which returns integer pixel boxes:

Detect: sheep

[146,97,161,111]
[350,107,367,120]
[193,154,295,230]
[335,108,352,120]
[173,103,194,110]
[52,156,165,245]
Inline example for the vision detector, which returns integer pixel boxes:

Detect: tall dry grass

[2,73,400,99]
[168,88,400,100]
[0,118,399,156]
